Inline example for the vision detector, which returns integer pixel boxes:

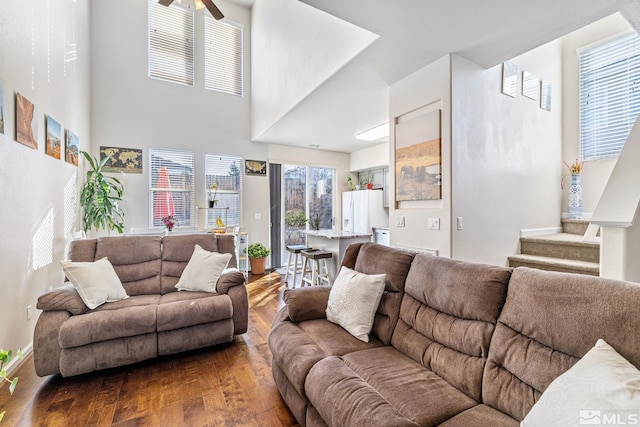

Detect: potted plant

[247,242,271,275]
[208,183,218,208]
[361,170,374,190]
[1,348,22,422]
[80,151,125,235]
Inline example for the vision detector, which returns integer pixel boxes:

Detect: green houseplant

[80,151,125,235]
[1,348,23,422]
[247,243,271,275]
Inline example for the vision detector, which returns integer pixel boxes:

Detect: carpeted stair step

[519,233,600,263]
[561,219,591,235]
[508,254,599,276]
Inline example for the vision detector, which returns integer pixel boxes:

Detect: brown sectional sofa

[34,233,248,377]
[269,242,640,426]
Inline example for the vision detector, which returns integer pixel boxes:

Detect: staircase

[508,219,600,276]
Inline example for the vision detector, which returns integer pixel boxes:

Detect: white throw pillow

[521,339,640,427]
[326,267,386,343]
[175,244,232,293]
[60,257,129,310]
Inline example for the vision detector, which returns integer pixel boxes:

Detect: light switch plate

[396,216,405,227]
[429,217,440,230]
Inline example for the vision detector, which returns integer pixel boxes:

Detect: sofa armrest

[36,284,89,315]
[216,270,246,294]
[283,286,331,323]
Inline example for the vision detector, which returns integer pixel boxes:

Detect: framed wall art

[15,92,38,149]
[522,71,539,101]
[245,159,266,176]
[65,129,79,166]
[0,79,5,135]
[45,116,62,159]
[395,109,442,202]
[541,80,552,111]
[502,61,517,98]
[100,146,143,173]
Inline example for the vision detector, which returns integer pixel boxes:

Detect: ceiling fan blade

[158,0,175,6]
[201,0,224,20]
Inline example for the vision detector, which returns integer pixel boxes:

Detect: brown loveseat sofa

[34,233,248,377]
[269,242,640,426]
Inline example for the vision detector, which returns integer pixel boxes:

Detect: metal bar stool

[300,249,333,287]
[284,245,309,288]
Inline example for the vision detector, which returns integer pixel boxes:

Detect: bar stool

[300,249,333,287]
[284,245,309,288]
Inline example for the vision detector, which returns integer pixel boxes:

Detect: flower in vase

[561,159,585,189]
[162,215,177,231]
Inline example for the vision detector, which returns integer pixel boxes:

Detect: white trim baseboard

[520,227,563,238]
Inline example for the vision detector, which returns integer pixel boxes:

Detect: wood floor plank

[0,272,301,426]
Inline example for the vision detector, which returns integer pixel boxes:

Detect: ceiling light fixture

[158,0,224,20]
[355,122,389,142]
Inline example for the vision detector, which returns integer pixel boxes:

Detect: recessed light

[355,122,389,141]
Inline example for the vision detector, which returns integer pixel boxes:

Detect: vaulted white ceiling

[250,0,640,153]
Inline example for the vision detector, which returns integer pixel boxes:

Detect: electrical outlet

[27,305,33,320]
[396,216,405,227]
[457,217,464,230]
[429,217,440,230]
[255,213,261,220]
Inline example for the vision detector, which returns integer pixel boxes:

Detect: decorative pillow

[175,244,232,293]
[521,339,640,426]
[325,267,386,342]
[60,257,129,310]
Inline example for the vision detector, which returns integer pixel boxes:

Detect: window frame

[204,154,243,228]
[204,16,244,96]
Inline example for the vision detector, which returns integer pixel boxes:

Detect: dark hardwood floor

[0,272,300,427]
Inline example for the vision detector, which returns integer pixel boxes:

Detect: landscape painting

[101,146,143,173]
[16,92,38,149]
[395,109,441,202]
[0,79,4,134]
[65,129,79,166]
[46,116,62,159]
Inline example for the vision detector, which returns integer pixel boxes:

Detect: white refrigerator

[342,190,389,234]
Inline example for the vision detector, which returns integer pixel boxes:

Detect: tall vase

[567,174,583,219]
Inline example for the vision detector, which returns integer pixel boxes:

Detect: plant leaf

[9,377,18,395]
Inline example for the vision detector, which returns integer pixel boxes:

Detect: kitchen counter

[305,230,373,279]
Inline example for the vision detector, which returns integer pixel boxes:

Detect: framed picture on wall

[502,61,517,98]
[395,109,442,202]
[65,129,79,166]
[100,146,143,173]
[522,71,539,101]
[45,116,62,159]
[15,92,38,149]
[245,160,267,176]
[540,80,552,111]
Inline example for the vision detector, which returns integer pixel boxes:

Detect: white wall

[0,1,91,355]
[451,41,563,266]
[349,142,389,172]
[389,55,452,256]
[562,13,633,216]
[251,0,377,140]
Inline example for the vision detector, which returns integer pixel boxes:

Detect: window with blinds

[580,33,640,161]
[204,17,243,96]
[149,148,195,228]
[205,154,243,227]
[148,0,194,86]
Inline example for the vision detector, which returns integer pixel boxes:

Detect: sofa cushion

[157,292,233,332]
[343,347,478,425]
[391,255,511,402]
[351,243,415,345]
[326,267,386,342]
[59,303,157,348]
[438,405,517,427]
[174,245,231,293]
[483,267,640,421]
[521,339,640,426]
[60,257,129,310]
[161,233,219,294]
[95,236,162,296]
[268,318,383,397]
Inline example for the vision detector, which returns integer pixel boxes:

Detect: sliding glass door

[280,164,334,267]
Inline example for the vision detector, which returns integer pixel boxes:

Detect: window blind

[205,154,243,227]
[579,33,640,161]
[204,17,243,96]
[148,0,194,86]
[149,148,195,227]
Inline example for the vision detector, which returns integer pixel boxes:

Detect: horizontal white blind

[204,17,243,96]
[148,0,194,86]
[149,148,195,227]
[205,154,243,227]
[580,33,640,161]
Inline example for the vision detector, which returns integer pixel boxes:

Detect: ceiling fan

[158,0,224,20]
